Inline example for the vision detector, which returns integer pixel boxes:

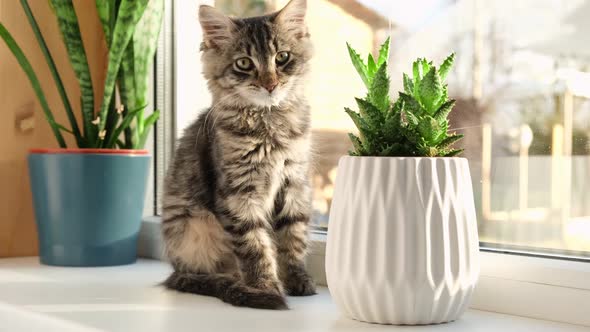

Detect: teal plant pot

[28,149,150,267]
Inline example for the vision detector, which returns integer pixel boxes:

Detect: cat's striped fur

[162,0,315,310]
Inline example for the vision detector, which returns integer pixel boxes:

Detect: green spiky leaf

[382,109,403,142]
[367,53,377,78]
[417,115,441,144]
[368,64,390,113]
[377,37,390,68]
[403,73,414,94]
[418,67,442,114]
[344,47,460,157]
[347,42,370,88]
[421,59,431,77]
[444,149,464,157]
[345,107,363,131]
[439,52,455,80]
[398,92,424,116]
[404,109,420,128]
[434,99,456,123]
[412,59,422,83]
[438,134,464,149]
[356,98,383,129]
[348,133,366,155]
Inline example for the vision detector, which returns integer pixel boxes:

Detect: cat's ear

[199,5,235,49]
[276,0,308,39]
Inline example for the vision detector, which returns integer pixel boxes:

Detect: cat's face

[199,0,312,108]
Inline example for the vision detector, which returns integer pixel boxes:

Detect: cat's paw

[247,289,289,310]
[227,284,288,310]
[283,268,317,296]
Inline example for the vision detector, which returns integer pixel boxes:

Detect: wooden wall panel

[0,1,106,257]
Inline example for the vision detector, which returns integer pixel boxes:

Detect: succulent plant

[346,38,463,157]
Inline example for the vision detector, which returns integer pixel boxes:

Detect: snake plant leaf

[439,52,455,81]
[50,0,95,144]
[347,42,370,88]
[119,45,136,109]
[95,0,117,45]
[0,23,66,147]
[377,37,390,68]
[56,123,74,134]
[104,104,146,148]
[104,89,119,145]
[418,67,442,114]
[97,0,149,147]
[135,110,160,149]
[21,0,84,147]
[118,62,136,147]
[131,0,164,134]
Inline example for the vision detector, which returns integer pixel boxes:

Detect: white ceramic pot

[326,157,479,325]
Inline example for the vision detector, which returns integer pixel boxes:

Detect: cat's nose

[262,82,278,93]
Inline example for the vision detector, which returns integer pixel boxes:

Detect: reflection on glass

[298,0,590,257]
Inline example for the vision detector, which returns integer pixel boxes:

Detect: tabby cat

[161,0,315,310]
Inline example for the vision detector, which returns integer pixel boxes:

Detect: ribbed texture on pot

[325,157,479,325]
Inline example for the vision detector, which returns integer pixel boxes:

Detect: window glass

[170,0,590,258]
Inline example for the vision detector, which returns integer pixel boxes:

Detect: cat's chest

[242,132,307,164]
[220,111,309,164]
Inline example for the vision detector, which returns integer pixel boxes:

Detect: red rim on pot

[29,148,149,155]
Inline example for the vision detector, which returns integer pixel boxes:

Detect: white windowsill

[0,257,588,332]
[138,217,590,327]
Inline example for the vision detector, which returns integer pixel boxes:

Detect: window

[157,0,590,260]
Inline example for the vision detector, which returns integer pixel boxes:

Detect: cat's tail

[163,271,288,310]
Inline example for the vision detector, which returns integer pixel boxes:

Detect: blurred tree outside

[518,96,590,155]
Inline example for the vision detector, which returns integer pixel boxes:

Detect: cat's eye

[235,58,254,71]
[275,51,290,65]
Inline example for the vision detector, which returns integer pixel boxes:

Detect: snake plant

[0,0,163,149]
[345,38,463,157]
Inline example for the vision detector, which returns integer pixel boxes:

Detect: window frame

[141,0,590,327]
